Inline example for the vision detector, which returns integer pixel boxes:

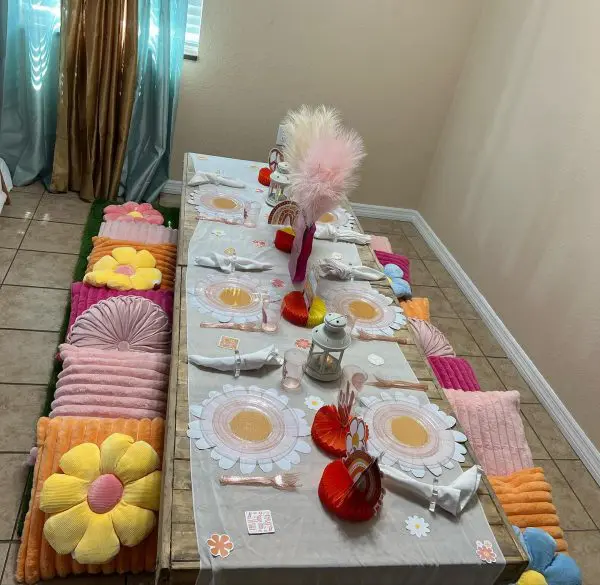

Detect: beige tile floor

[360,217,600,584]
[0,186,155,585]
[0,193,598,583]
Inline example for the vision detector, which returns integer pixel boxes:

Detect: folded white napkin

[315,223,372,244]
[189,345,283,372]
[380,464,482,517]
[194,252,273,273]
[188,172,246,189]
[318,258,385,281]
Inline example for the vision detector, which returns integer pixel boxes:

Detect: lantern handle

[269,148,284,172]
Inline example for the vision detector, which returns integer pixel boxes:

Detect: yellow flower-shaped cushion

[518,571,547,585]
[83,247,162,291]
[39,433,161,564]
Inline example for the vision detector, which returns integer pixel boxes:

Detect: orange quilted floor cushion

[87,237,177,291]
[489,467,568,552]
[17,417,164,584]
[400,297,430,321]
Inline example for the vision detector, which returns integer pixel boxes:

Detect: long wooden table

[156,154,528,584]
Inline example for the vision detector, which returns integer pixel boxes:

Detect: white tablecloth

[186,154,505,585]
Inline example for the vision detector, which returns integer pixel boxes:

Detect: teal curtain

[120,0,189,202]
[0,0,60,186]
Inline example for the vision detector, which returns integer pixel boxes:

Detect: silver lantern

[305,313,351,382]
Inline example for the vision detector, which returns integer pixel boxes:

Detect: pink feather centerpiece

[283,105,365,282]
[291,132,365,225]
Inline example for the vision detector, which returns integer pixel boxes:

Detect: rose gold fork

[353,330,409,344]
[219,473,301,491]
[367,375,429,391]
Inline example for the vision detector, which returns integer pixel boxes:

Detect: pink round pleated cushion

[408,317,455,357]
[68,296,171,353]
[68,282,174,332]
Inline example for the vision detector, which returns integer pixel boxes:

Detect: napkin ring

[429,477,439,513]
[234,350,241,378]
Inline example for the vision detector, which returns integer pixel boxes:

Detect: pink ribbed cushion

[409,318,455,357]
[68,296,171,353]
[374,250,411,283]
[444,389,533,475]
[99,221,178,244]
[69,282,174,332]
[52,393,166,412]
[59,343,171,366]
[370,235,392,253]
[428,356,480,391]
[49,405,165,419]
[52,345,169,419]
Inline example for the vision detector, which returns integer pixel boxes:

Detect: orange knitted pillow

[17,417,164,584]
[87,237,176,291]
[489,467,567,552]
[400,297,430,321]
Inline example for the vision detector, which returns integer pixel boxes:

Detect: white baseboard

[162,180,183,195]
[351,202,415,221]
[353,202,600,484]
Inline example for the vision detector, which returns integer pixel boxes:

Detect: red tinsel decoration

[258,167,271,186]
[274,229,295,253]
[281,291,308,326]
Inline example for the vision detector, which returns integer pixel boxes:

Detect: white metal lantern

[266,161,291,207]
[305,313,352,382]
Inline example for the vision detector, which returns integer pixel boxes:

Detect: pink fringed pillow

[374,250,411,283]
[408,318,455,357]
[68,282,174,332]
[68,296,171,353]
[103,202,164,224]
[52,344,170,419]
[428,356,480,391]
[445,389,533,476]
[370,235,392,254]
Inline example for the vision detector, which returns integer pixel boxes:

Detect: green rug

[17,199,180,535]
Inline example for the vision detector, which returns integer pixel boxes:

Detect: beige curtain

[51,0,138,201]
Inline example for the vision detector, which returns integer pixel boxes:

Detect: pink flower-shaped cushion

[103,202,164,225]
[68,296,171,353]
[408,318,455,357]
[68,283,174,332]
[428,356,480,391]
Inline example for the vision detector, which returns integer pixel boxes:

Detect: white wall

[171,0,482,208]
[420,0,600,446]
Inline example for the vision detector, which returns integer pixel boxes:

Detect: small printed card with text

[302,266,319,310]
[245,510,275,535]
[217,335,240,351]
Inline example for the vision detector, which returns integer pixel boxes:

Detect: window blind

[184,0,203,58]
